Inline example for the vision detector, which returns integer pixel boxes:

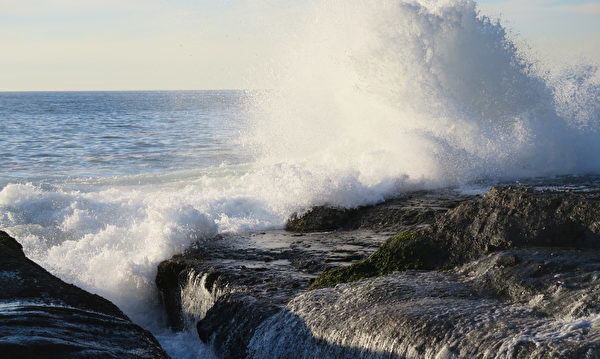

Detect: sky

[0,0,598,91]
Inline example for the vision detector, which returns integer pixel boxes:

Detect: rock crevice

[0,231,170,359]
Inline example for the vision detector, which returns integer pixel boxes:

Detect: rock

[155,230,391,357]
[458,248,600,318]
[286,206,356,232]
[158,185,600,358]
[156,190,473,358]
[0,231,170,359]
[286,190,472,233]
[434,186,600,264]
[310,231,446,289]
[248,251,600,359]
[312,186,600,289]
[156,254,201,331]
[197,294,280,359]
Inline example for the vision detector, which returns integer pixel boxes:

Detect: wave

[0,1,598,355]
[245,0,600,186]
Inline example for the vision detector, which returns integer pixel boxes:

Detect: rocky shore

[157,186,600,359]
[3,184,600,359]
[0,231,170,359]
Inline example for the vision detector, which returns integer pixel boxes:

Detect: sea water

[0,90,249,358]
[1,1,599,358]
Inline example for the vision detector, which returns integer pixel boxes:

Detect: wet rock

[458,248,600,318]
[286,206,356,232]
[0,231,170,359]
[155,254,206,331]
[197,294,280,359]
[158,185,600,358]
[310,231,446,289]
[156,190,473,358]
[312,186,600,289]
[248,259,600,359]
[155,230,390,357]
[286,190,472,233]
[434,186,600,264]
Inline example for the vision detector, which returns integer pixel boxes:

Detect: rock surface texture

[155,230,393,358]
[156,185,600,359]
[433,186,600,264]
[249,251,600,359]
[285,190,468,233]
[0,231,170,359]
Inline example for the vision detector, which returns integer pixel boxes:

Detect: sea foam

[0,1,598,356]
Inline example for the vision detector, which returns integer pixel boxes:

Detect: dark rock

[286,190,473,233]
[434,186,600,264]
[312,186,600,289]
[286,206,356,232]
[156,190,474,358]
[197,294,280,358]
[155,230,391,357]
[458,248,600,318]
[310,231,447,289]
[158,185,600,358]
[155,255,200,331]
[0,231,170,359]
[248,254,600,359]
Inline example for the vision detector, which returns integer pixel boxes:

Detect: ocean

[0,90,253,358]
[1,1,599,358]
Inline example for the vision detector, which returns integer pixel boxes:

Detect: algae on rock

[311,231,446,289]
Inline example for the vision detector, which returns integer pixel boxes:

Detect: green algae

[310,231,446,289]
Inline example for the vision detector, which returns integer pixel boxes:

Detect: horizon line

[0,89,264,93]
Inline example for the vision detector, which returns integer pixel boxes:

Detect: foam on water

[0,163,396,329]
[0,0,599,357]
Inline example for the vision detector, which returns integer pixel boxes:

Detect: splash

[180,271,235,328]
[246,0,600,189]
[0,1,598,357]
[2,0,598,324]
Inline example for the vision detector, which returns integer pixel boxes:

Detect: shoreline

[3,183,600,358]
[156,185,600,358]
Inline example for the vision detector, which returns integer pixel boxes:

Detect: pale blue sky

[0,0,598,91]
[478,0,600,74]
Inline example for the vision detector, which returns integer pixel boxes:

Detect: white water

[247,0,600,183]
[0,0,599,357]
[180,271,235,329]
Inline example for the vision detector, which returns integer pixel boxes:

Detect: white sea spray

[0,1,598,358]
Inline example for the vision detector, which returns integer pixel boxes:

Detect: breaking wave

[0,1,598,357]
